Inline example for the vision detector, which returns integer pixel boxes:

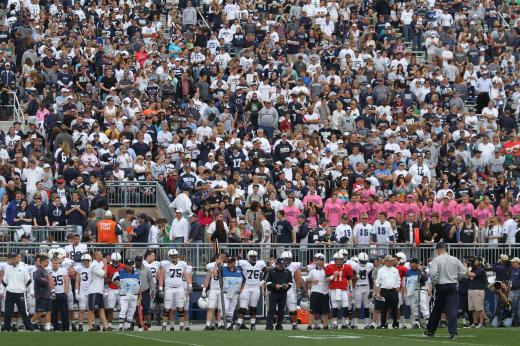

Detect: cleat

[227,325,234,331]
[204,326,215,331]
[313,326,321,330]
[449,333,457,340]
[350,324,358,329]
[118,327,124,331]
[161,326,167,331]
[413,323,420,329]
[292,325,299,330]
[322,325,329,330]
[238,323,247,330]
[170,327,175,331]
[265,326,273,331]
[424,330,434,338]
[275,325,284,331]
[306,325,313,330]
[218,325,225,330]
[12,325,18,332]
[250,324,256,330]
[184,327,191,331]
[71,323,77,332]
[103,327,114,332]
[341,324,349,329]
[377,325,387,329]
[78,325,83,332]
[180,326,184,331]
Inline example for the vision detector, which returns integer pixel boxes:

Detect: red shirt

[325,263,353,290]
[397,265,408,288]
[106,264,125,289]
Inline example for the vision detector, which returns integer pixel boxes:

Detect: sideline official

[425,242,466,339]
[375,255,400,329]
[2,253,34,331]
[265,258,292,330]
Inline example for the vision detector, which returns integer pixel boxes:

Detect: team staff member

[134,256,156,327]
[32,254,52,331]
[2,253,34,331]
[425,242,466,339]
[375,255,400,329]
[87,251,112,331]
[307,253,331,330]
[97,210,122,243]
[264,257,293,330]
[466,256,487,328]
[510,257,520,326]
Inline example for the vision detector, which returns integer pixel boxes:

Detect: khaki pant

[468,289,484,311]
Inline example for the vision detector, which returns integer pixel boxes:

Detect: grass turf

[0,328,519,346]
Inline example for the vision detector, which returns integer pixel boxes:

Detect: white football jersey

[206,262,223,291]
[163,261,187,288]
[75,264,91,294]
[238,260,266,287]
[335,223,353,244]
[51,267,68,294]
[352,262,374,286]
[371,220,394,243]
[64,244,88,262]
[353,223,373,245]
[144,260,161,281]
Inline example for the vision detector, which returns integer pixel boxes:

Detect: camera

[464,256,475,267]
[494,281,502,290]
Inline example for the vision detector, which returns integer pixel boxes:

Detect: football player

[325,252,354,329]
[50,256,71,331]
[113,259,140,331]
[202,253,227,330]
[158,249,191,331]
[74,254,92,331]
[181,263,193,331]
[104,252,124,327]
[352,252,374,328]
[236,250,266,330]
[280,251,303,330]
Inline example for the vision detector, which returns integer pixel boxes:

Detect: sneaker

[292,325,299,330]
[306,325,313,330]
[275,325,284,331]
[350,324,358,329]
[250,324,256,331]
[449,333,457,340]
[475,324,483,329]
[161,326,167,331]
[423,330,434,338]
[71,323,77,332]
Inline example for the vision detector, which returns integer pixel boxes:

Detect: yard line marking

[357,333,501,346]
[111,331,205,346]
[401,334,476,338]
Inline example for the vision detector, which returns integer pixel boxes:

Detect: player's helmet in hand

[300,297,310,310]
[198,296,209,309]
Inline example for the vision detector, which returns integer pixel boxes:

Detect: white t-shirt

[307,267,329,294]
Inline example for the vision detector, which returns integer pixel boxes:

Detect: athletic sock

[237,318,243,325]
[206,321,211,327]
[45,323,51,331]
[162,321,167,326]
[251,318,256,325]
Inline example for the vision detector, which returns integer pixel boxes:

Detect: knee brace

[249,307,257,316]
[331,308,339,318]
[178,308,184,318]
[238,308,247,316]
[288,311,297,316]
[162,309,170,317]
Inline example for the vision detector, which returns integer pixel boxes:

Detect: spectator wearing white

[503,212,518,244]
[21,158,44,195]
[170,210,190,244]
[169,190,193,216]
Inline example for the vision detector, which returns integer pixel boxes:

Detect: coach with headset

[2,252,34,331]
[425,242,466,340]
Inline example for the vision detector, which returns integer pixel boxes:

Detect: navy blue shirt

[468,266,487,290]
[511,267,520,290]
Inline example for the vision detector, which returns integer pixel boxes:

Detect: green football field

[0,328,519,346]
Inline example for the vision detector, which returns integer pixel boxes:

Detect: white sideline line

[358,333,501,346]
[112,332,205,346]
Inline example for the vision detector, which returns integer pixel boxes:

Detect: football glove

[201,288,207,299]
[368,291,373,299]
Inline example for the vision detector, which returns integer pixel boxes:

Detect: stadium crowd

[0,0,519,333]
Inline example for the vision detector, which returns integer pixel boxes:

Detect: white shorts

[239,286,261,309]
[398,291,408,306]
[27,294,35,315]
[223,293,238,318]
[208,289,222,310]
[79,293,89,311]
[67,291,75,310]
[354,285,370,309]
[105,288,120,309]
[329,289,349,309]
[164,287,185,310]
[287,289,297,312]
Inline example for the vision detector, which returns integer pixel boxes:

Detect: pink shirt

[438,203,455,222]
[473,208,493,227]
[421,204,437,221]
[344,202,366,222]
[283,205,301,227]
[457,202,475,218]
[496,207,510,224]
[36,108,49,122]
[511,204,520,216]
[402,202,421,220]
[383,201,399,219]
[364,202,381,224]
[303,194,323,208]
[323,198,344,227]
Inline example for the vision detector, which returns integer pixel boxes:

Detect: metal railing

[105,181,174,223]
[0,225,78,243]
[1,242,518,272]
[9,90,25,131]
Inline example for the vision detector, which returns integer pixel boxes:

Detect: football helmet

[110,252,122,262]
[197,297,208,309]
[81,254,92,262]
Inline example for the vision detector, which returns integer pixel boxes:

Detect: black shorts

[373,297,384,311]
[35,298,52,313]
[310,292,330,315]
[88,293,104,310]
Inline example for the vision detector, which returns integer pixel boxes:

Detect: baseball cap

[435,241,447,250]
[511,257,520,263]
[134,256,143,262]
[124,259,134,265]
